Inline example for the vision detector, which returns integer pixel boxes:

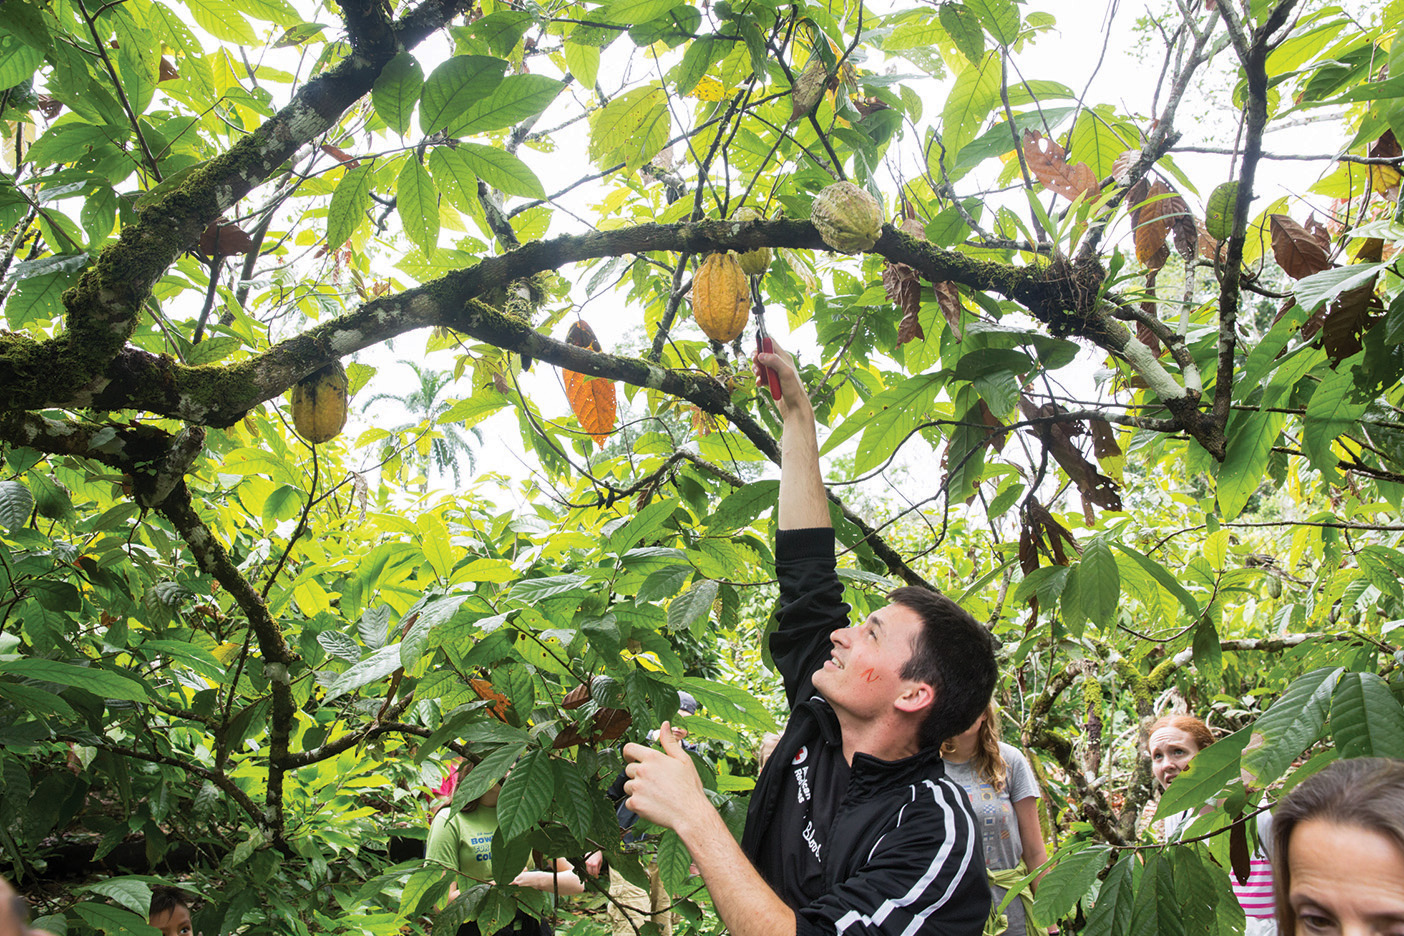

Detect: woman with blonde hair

[942,701,1050,936]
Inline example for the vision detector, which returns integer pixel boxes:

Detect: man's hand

[584,850,604,877]
[753,344,810,423]
[622,720,710,835]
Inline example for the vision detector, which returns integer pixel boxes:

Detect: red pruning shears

[753,279,782,401]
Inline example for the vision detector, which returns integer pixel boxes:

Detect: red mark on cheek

[860,667,879,682]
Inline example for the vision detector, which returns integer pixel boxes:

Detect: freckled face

[812,602,925,719]
[1148,726,1202,789]
[1288,820,1404,936]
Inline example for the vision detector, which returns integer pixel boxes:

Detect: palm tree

[363,360,482,489]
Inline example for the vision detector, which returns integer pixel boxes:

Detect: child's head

[148,888,192,936]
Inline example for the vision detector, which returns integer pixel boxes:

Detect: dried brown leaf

[1022,129,1101,201]
[934,280,962,339]
[883,262,923,346]
[1321,277,1382,365]
[322,144,360,169]
[978,399,1007,453]
[1111,148,1140,186]
[199,220,255,256]
[1269,214,1332,279]
[1305,215,1331,252]
[1132,179,1173,267]
[159,56,180,82]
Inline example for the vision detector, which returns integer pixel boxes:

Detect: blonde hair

[942,700,1008,792]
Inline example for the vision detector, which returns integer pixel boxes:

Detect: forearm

[778,394,829,531]
[514,868,585,895]
[679,808,795,936]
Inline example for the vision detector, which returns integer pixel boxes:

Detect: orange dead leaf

[322,144,360,169]
[470,678,512,722]
[1022,129,1101,202]
[1131,179,1174,269]
[563,320,616,447]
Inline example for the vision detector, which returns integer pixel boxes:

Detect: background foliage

[2,0,1404,932]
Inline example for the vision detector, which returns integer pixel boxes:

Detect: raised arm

[757,347,829,531]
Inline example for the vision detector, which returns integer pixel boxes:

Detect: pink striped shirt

[1232,857,1275,918]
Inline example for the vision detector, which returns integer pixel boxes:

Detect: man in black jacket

[623,347,997,936]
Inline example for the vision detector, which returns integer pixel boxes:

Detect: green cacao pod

[692,253,750,342]
[789,58,829,122]
[811,181,883,253]
[734,207,772,277]
[290,361,349,444]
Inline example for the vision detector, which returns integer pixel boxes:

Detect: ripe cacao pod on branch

[733,207,772,277]
[692,252,750,342]
[290,361,350,444]
[811,181,883,253]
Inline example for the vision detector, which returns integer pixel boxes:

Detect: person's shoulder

[999,741,1031,767]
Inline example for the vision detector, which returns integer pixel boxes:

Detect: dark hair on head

[1271,757,1404,932]
[149,886,191,918]
[888,586,998,751]
[1146,714,1215,753]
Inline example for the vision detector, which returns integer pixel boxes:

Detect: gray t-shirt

[944,742,1041,935]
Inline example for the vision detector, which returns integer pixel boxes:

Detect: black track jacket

[740,528,990,936]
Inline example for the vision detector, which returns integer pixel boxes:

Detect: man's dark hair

[889,586,998,750]
[149,887,190,919]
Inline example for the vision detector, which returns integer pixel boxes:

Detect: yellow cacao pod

[290,361,349,444]
[811,181,883,253]
[734,207,772,277]
[692,253,750,342]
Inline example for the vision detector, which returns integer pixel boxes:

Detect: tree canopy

[2,0,1404,932]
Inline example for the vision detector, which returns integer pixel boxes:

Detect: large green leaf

[419,56,510,137]
[326,165,373,249]
[455,143,546,199]
[820,374,943,458]
[0,480,33,530]
[319,644,404,703]
[181,0,256,44]
[1113,544,1200,619]
[1241,666,1343,789]
[455,76,565,136]
[495,749,555,841]
[1302,355,1369,481]
[372,53,425,137]
[588,85,670,174]
[939,52,1001,164]
[1082,853,1134,936]
[965,0,1020,44]
[1216,409,1287,520]
[73,902,160,936]
[1031,843,1111,925]
[1294,261,1389,312]
[0,659,148,702]
[666,578,718,634]
[1331,671,1404,759]
[397,157,440,258]
[1078,537,1120,629]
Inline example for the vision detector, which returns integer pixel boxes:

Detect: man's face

[150,905,193,936]
[812,602,930,720]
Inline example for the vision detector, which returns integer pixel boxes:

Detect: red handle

[757,335,782,401]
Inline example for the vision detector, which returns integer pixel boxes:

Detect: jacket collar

[799,695,946,796]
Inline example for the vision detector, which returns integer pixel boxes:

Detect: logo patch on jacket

[792,745,808,765]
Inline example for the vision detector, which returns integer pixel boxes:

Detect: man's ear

[893,681,935,715]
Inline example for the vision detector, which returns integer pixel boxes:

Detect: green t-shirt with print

[427,805,498,883]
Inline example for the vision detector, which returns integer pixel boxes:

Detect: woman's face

[1288,819,1404,936]
[1147,725,1201,789]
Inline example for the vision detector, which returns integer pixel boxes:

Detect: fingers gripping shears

[752,278,781,401]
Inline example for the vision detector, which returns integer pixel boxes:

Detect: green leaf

[1204,182,1239,240]
[1293,261,1389,313]
[678,676,777,731]
[316,630,361,663]
[1302,357,1369,481]
[319,644,403,703]
[0,659,148,702]
[673,35,716,96]
[455,142,546,199]
[1078,537,1120,629]
[186,336,241,366]
[372,53,424,137]
[1331,671,1404,759]
[1241,666,1343,789]
[667,578,718,633]
[1083,853,1134,936]
[551,758,597,839]
[241,0,300,24]
[820,374,942,457]
[964,0,1020,45]
[73,902,160,936]
[397,157,440,257]
[419,56,510,137]
[509,574,588,602]
[656,829,693,894]
[603,0,682,25]
[438,388,509,428]
[1216,409,1287,520]
[564,40,601,89]
[944,405,988,502]
[704,481,778,534]
[1113,543,1200,619]
[455,741,528,805]
[939,4,985,64]
[609,497,680,554]
[1031,844,1111,925]
[181,0,257,44]
[455,76,565,136]
[1012,565,1068,607]
[940,52,1001,164]
[496,749,554,841]
[0,31,42,89]
[80,879,152,917]
[326,165,373,249]
[0,480,33,530]
[588,85,669,174]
